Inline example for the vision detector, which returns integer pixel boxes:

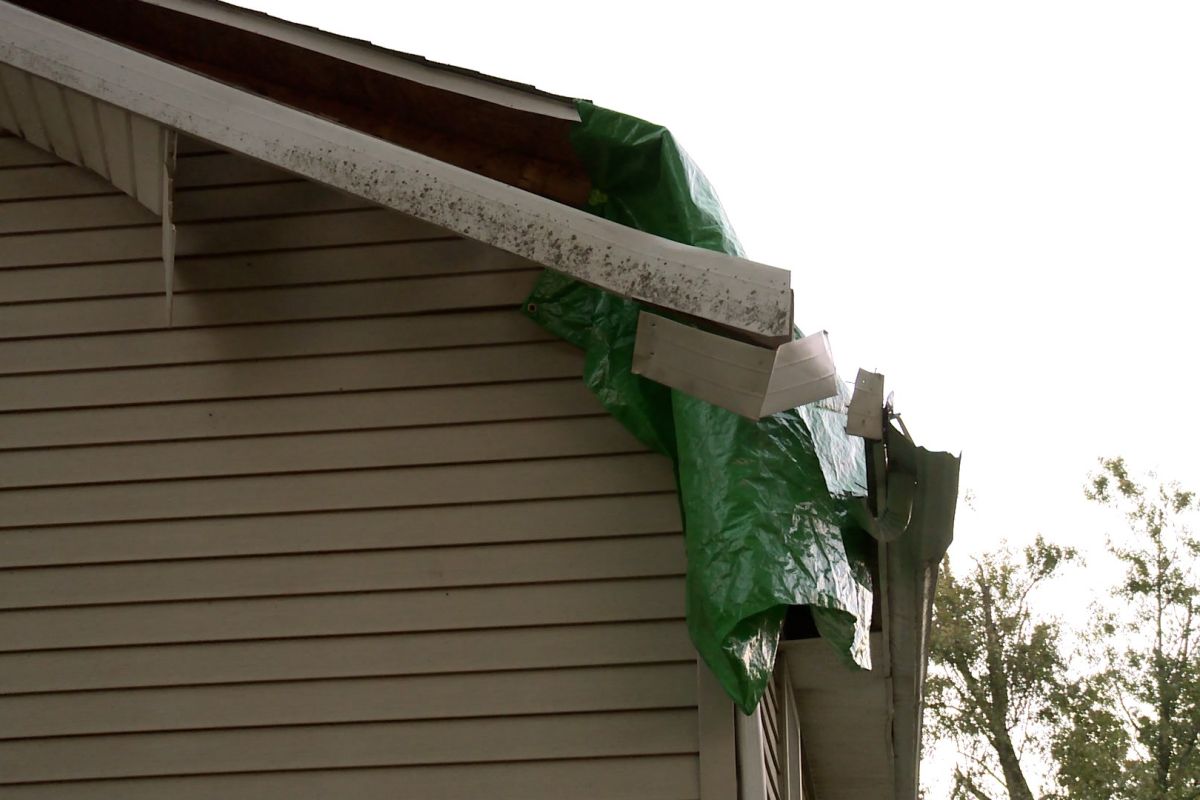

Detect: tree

[1052,457,1200,799]
[927,537,1077,800]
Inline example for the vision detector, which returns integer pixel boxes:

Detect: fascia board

[0,1,793,338]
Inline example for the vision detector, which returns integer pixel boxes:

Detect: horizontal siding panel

[0,191,153,235]
[0,338,576,412]
[0,414,638,488]
[0,141,695,800]
[0,452,673,529]
[0,269,538,338]
[176,135,221,156]
[0,575,685,651]
[1,533,684,609]
[0,662,696,738]
[174,180,370,221]
[0,239,534,304]
[0,180,368,235]
[0,378,594,451]
[0,151,286,201]
[0,619,692,693]
[173,151,295,187]
[0,492,679,567]
[0,308,553,375]
[0,163,115,201]
[0,135,61,168]
[0,709,698,784]
[0,754,700,800]
[0,207,445,270]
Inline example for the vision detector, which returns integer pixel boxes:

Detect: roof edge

[0,0,793,337]
[138,0,582,120]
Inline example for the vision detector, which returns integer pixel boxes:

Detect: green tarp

[522,100,874,713]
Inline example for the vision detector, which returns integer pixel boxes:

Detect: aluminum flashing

[632,312,838,419]
[0,1,793,337]
[138,0,581,120]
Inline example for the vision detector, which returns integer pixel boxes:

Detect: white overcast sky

[233,1,1196,579]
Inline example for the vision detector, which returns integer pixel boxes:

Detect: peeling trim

[0,1,794,337]
[632,312,837,419]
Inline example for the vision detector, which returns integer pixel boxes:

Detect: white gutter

[0,1,793,338]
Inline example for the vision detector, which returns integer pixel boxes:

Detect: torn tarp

[523,100,873,713]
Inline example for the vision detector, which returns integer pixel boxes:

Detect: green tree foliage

[926,458,1198,799]
[1053,457,1199,799]
[927,537,1077,800]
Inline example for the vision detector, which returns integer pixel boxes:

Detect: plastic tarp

[522,100,874,713]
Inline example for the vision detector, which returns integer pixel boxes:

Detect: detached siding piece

[0,140,703,798]
[632,312,840,419]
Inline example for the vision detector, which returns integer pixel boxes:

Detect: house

[0,1,960,798]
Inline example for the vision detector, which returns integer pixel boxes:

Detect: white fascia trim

[138,0,582,121]
[0,2,794,337]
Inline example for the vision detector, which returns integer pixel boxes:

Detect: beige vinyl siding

[0,133,699,798]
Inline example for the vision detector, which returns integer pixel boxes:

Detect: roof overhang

[0,0,794,339]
